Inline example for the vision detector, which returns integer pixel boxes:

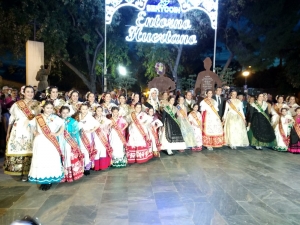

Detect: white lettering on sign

[146,5,181,14]
[126,11,197,45]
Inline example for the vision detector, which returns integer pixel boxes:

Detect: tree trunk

[222,52,234,73]
[62,60,92,90]
[173,45,183,83]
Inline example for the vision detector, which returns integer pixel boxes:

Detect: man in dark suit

[212,87,225,118]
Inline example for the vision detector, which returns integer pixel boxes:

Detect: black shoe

[84,170,90,176]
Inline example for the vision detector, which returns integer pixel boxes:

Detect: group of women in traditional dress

[3,85,300,191]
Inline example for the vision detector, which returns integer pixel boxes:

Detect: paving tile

[62,205,97,225]
[1,147,300,224]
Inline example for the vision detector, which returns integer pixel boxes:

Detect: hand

[34,132,40,137]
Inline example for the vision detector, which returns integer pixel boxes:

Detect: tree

[0,0,127,92]
[136,9,213,83]
[114,76,137,98]
[215,67,236,86]
[229,0,300,76]
[178,74,197,91]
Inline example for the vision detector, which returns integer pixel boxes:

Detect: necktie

[218,96,220,105]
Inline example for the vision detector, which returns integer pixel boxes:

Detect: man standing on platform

[184,91,195,113]
[212,87,225,118]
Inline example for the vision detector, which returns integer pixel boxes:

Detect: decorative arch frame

[105,0,219,29]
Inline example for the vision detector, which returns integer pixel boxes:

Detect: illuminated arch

[105,0,219,29]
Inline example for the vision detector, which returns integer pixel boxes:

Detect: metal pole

[104,1,107,92]
[213,24,217,72]
[213,0,219,72]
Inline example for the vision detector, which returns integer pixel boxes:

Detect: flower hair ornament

[20,86,25,95]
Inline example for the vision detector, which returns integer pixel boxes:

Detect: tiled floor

[1,147,300,225]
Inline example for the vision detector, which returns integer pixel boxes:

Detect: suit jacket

[212,95,225,118]
[184,99,195,113]
[110,99,119,106]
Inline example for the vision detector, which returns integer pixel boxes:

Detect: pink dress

[289,116,300,153]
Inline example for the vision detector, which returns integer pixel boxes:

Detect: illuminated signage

[105,0,219,45]
[125,11,197,45]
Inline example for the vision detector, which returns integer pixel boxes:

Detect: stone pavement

[1,147,300,225]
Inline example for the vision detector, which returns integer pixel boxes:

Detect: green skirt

[248,129,277,147]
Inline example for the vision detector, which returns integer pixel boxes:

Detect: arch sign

[105,0,218,45]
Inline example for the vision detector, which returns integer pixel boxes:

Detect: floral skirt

[3,155,32,175]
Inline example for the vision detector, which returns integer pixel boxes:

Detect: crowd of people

[2,84,300,191]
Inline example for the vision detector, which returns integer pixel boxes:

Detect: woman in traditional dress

[28,101,64,191]
[247,93,277,149]
[127,103,153,163]
[289,107,300,153]
[130,93,140,110]
[145,88,160,114]
[86,92,99,115]
[222,90,249,149]
[93,106,112,170]
[262,93,272,116]
[159,91,169,112]
[3,86,36,181]
[101,92,117,118]
[177,96,197,150]
[118,94,130,120]
[188,104,203,151]
[44,86,65,114]
[65,90,82,116]
[160,96,186,155]
[200,89,224,150]
[271,95,290,128]
[74,103,100,175]
[59,106,84,182]
[287,96,299,117]
[147,108,163,157]
[273,108,294,151]
[110,106,128,167]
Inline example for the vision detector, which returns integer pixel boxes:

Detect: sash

[204,98,219,118]
[176,105,188,119]
[165,105,180,125]
[16,100,35,120]
[151,126,161,151]
[227,100,244,120]
[111,118,127,147]
[190,111,202,128]
[278,117,290,146]
[131,112,151,148]
[94,127,113,157]
[254,101,270,122]
[274,104,281,115]
[80,130,97,161]
[294,122,300,139]
[63,130,84,160]
[272,104,283,129]
[36,115,63,158]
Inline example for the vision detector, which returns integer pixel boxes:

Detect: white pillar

[26,40,44,86]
